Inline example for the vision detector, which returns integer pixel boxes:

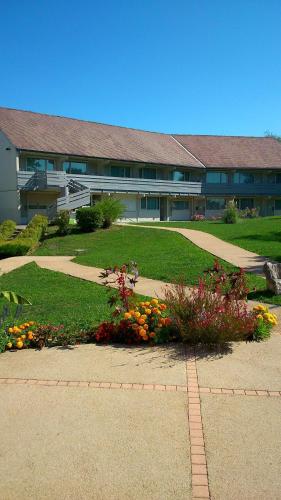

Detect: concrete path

[2,255,281,326]
[123,224,268,275]
[0,337,281,499]
[0,255,171,299]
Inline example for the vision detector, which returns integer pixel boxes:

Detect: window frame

[25,158,55,172]
[140,196,160,210]
[206,171,228,184]
[139,167,157,180]
[171,200,189,210]
[63,161,87,175]
[110,165,131,178]
[206,198,226,210]
[233,172,254,184]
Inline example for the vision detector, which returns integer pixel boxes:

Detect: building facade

[0,107,281,224]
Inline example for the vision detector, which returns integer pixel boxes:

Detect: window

[110,165,131,177]
[141,197,160,210]
[206,198,226,210]
[26,158,54,172]
[276,174,281,184]
[172,200,189,210]
[206,171,228,184]
[238,198,254,210]
[233,172,254,184]
[63,162,87,174]
[275,200,281,210]
[170,170,190,182]
[139,168,157,179]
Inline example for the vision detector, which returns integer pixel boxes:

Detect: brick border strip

[199,387,281,396]
[0,377,188,391]
[0,378,280,397]
[186,351,210,500]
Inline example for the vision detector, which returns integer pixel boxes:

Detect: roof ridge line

[0,106,169,136]
[171,135,206,168]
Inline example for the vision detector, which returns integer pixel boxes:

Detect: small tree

[223,200,238,224]
[96,197,125,228]
[55,210,70,235]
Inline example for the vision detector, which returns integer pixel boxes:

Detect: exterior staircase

[47,178,91,220]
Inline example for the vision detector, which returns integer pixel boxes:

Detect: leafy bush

[0,239,35,257]
[96,197,125,228]
[0,220,16,240]
[0,214,48,257]
[164,260,256,344]
[251,304,277,341]
[55,210,70,235]
[94,263,174,344]
[76,206,104,232]
[223,200,238,224]
[239,207,260,218]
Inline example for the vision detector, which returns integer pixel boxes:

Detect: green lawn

[35,225,265,292]
[0,263,111,327]
[135,217,281,262]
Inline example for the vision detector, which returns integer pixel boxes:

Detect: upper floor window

[170,170,190,182]
[206,171,228,184]
[233,172,254,184]
[63,161,87,174]
[110,165,131,177]
[172,200,189,210]
[141,196,159,210]
[139,168,157,180]
[206,198,226,210]
[25,158,54,172]
[276,173,281,184]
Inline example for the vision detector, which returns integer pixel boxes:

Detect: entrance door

[160,197,167,221]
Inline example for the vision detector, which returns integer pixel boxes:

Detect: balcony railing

[202,183,281,196]
[17,171,281,196]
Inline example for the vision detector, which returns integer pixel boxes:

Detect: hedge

[0,214,48,257]
[76,206,104,232]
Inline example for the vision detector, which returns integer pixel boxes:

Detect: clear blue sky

[1,0,280,136]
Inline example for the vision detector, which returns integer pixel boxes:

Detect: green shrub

[55,210,70,235]
[223,200,238,224]
[76,206,104,232]
[0,214,48,257]
[96,197,125,228]
[0,239,35,257]
[252,317,271,341]
[0,220,16,240]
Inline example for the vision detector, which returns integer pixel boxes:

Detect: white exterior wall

[0,131,20,223]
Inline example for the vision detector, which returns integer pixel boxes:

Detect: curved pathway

[1,255,281,324]
[124,224,268,275]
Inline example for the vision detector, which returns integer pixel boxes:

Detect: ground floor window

[172,200,189,210]
[25,158,54,172]
[238,198,254,210]
[141,197,160,210]
[275,199,281,210]
[206,198,226,210]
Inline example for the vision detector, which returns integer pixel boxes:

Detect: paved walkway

[0,337,281,499]
[124,224,268,274]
